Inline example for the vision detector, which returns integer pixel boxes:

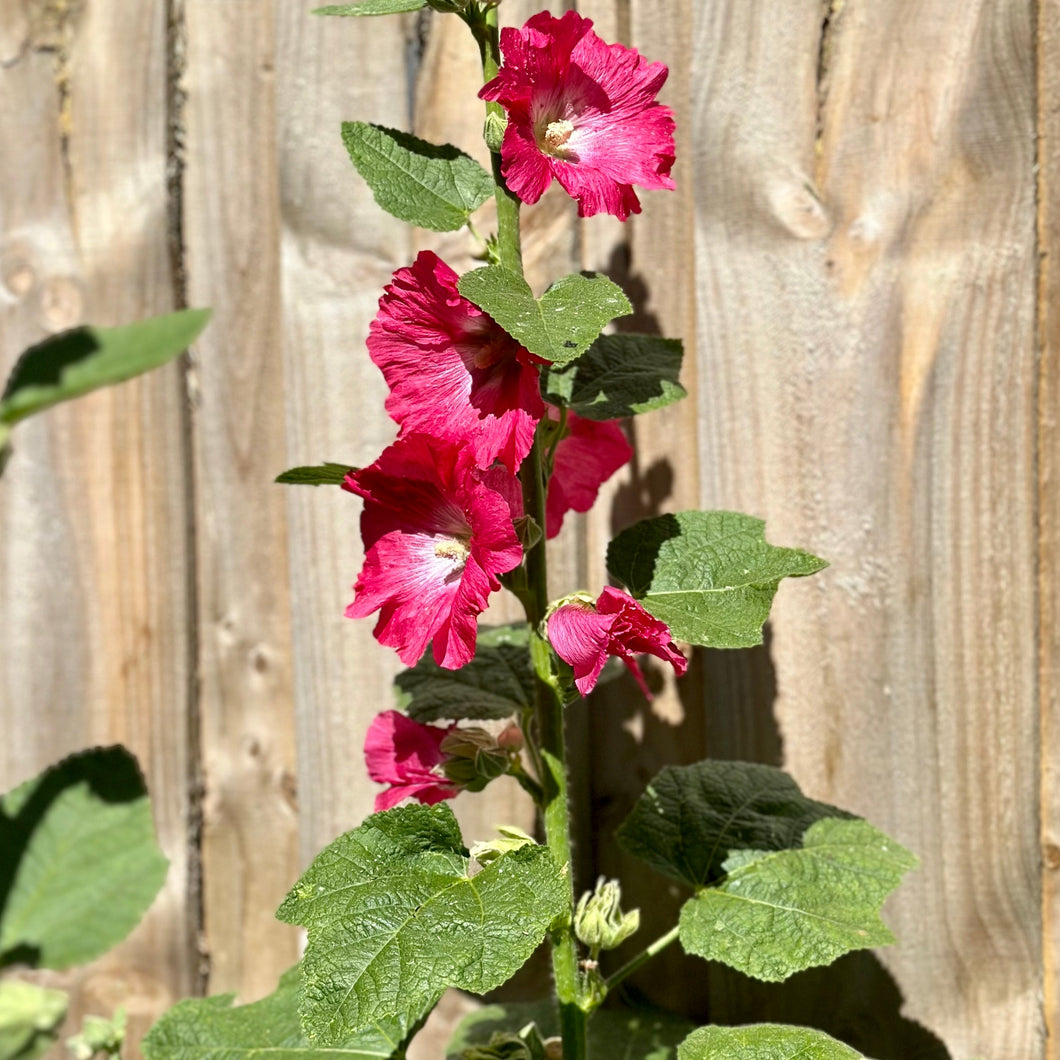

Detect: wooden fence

[1,1,1056,1056]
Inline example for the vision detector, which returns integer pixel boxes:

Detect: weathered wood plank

[183,0,300,1002]
[0,0,196,1042]
[691,1,1042,1056]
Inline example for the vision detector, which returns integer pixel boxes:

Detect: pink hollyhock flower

[368,251,546,473]
[547,408,632,537]
[364,710,459,811]
[480,10,676,220]
[343,434,523,669]
[547,586,687,699]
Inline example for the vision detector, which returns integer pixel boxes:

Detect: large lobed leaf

[0,982,68,1060]
[678,1024,866,1060]
[448,1002,694,1060]
[541,334,686,421]
[616,761,850,888]
[341,123,494,233]
[458,267,631,366]
[678,818,917,982]
[143,966,407,1060]
[276,804,567,1045]
[0,310,210,429]
[606,511,826,648]
[397,623,534,723]
[0,746,169,971]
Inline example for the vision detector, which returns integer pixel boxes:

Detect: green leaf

[678,1024,865,1060]
[397,623,533,723]
[541,334,686,420]
[66,1008,126,1060]
[314,0,425,13]
[0,982,67,1060]
[678,818,917,982]
[143,966,408,1060]
[606,511,827,648]
[0,746,169,971]
[0,309,210,428]
[276,804,567,1045]
[616,761,850,888]
[275,463,354,486]
[341,123,494,232]
[448,1003,694,1060]
[458,267,631,366]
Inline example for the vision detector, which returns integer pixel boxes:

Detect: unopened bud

[484,110,508,153]
[470,825,535,865]
[574,876,640,953]
[441,727,514,787]
[513,514,542,551]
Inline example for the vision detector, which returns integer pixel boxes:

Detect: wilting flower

[547,408,632,537]
[364,710,460,811]
[547,586,687,698]
[368,251,545,473]
[480,10,676,220]
[343,434,523,669]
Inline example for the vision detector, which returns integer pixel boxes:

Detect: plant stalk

[602,925,681,993]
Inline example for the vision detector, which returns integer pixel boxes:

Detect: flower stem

[602,925,681,993]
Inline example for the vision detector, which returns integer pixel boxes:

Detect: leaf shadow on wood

[0,746,146,970]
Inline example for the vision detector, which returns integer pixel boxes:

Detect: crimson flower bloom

[547,586,687,699]
[547,408,632,537]
[368,251,545,473]
[343,434,523,669]
[364,710,459,812]
[480,10,676,220]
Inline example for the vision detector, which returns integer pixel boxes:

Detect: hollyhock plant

[480,10,676,220]
[547,586,687,698]
[343,433,523,669]
[364,710,460,811]
[368,250,546,472]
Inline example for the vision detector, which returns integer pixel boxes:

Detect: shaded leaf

[275,463,354,486]
[0,747,168,971]
[458,267,631,366]
[678,819,917,982]
[678,1024,865,1060]
[342,123,493,232]
[276,804,567,1044]
[448,1002,694,1060]
[0,310,210,428]
[541,334,686,420]
[606,511,826,648]
[143,966,408,1060]
[315,0,425,13]
[0,982,67,1060]
[398,623,533,722]
[616,761,850,888]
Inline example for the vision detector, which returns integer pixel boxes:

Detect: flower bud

[470,825,535,865]
[483,110,508,154]
[441,727,515,787]
[574,876,640,953]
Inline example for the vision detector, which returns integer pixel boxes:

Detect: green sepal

[678,818,917,982]
[276,803,567,1044]
[0,309,210,429]
[541,334,686,420]
[616,760,850,888]
[341,122,494,232]
[275,462,354,486]
[606,511,827,648]
[143,965,410,1060]
[396,623,534,723]
[0,746,168,971]
[678,1024,866,1060]
[458,267,631,365]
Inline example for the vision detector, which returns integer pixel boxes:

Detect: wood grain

[0,0,196,1043]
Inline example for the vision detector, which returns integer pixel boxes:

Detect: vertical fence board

[183,0,300,1002]
[0,0,195,1042]
[692,1,1042,1056]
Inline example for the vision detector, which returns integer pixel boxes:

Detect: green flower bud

[441,726,521,787]
[484,110,508,153]
[574,877,640,953]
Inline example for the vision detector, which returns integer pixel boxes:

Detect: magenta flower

[368,251,546,473]
[547,586,687,699]
[547,408,632,537]
[480,10,676,220]
[364,710,459,812]
[343,434,523,669]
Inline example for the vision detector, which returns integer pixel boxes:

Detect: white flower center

[542,119,575,158]
[435,537,471,569]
